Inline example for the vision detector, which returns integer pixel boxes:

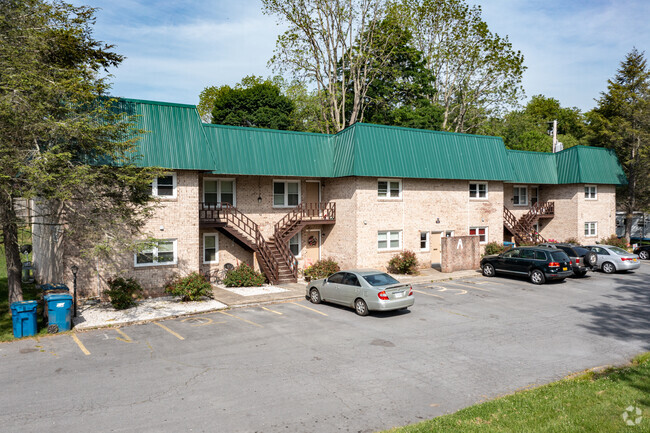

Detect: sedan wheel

[354,298,369,316]
[530,269,545,285]
[639,250,649,260]
[309,288,322,304]
[482,263,495,277]
[602,262,616,274]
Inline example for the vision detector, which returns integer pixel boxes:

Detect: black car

[538,243,598,277]
[633,244,650,260]
[480,246,573,285]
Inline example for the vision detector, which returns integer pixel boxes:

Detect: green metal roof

[118,98,626,185]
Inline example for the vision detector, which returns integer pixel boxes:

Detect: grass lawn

[385,353,650,433]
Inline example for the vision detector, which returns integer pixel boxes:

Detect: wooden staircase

[503,201,554,245]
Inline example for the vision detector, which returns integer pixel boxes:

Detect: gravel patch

[219,285,289,297]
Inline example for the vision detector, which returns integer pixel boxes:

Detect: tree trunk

[1,202,24,307]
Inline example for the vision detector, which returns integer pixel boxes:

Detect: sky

[70,0,650,113]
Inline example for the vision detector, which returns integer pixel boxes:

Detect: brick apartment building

[32,99,627,297]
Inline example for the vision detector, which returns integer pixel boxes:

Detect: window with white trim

[135,239,177,267]
[469,227,488,244]
[203,233,219,264]
[584,185,597,200]
[469,183,488,199]
[289,233,301,257]
[420,231,430,251]
[585,222,597,237]
[273,181,300,207]
[378,230,401,251]
[204,179,236,205]
[513,186,528,206]
[151,174,177,198]
[378,179,402,199]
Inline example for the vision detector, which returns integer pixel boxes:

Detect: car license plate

[562,267,568,271]
[394,292,404,298]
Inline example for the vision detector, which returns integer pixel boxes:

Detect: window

[378,230,401,251]
[585,222,597,237]
[420,231,430,251]
[378,179,402,199]
[469,227,488,244]
[513,186,527,205]
[534,251,546,260]
[289,233,301,257]
[585,185,597,200]
[203,179,236,205]
[469,183,488,199]
[502,248,520,258]
[203,234,219,264]
[135,239,177,267]
[444,230,455,237]
[273,180,300,207]
[327,272,345,284]
[151,174,176,198]
[343,273,361,287]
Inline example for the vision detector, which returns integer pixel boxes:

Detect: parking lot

[1,262,649,433]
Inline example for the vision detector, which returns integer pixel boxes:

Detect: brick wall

[441,236,481,272]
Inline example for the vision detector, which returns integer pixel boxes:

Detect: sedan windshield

[609,246,629,255]
[363,273,400,287]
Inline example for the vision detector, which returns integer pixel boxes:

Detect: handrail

[274,202,336,241]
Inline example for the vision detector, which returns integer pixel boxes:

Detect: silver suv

[537,243,597,277]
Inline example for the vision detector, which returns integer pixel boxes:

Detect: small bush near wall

[106,277,142,310]
[165,272,213,301]
[484,242,507,256]
[565,237,580,244]
[303,259,340,282]
[599,234,628,249]
[223,263,266,287]
[387,250,419,275]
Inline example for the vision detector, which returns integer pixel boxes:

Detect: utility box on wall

[441,236,480,273]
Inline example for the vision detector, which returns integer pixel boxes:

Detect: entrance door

[430,231,442,264]
[305,229,321,267]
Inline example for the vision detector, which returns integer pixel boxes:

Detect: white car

[586,245,641,273]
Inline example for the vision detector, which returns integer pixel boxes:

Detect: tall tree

[262,0,396,133]
[398,0,525,133]
[587,48,650,242]
[0,0,158,305]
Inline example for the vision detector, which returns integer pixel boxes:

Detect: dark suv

[538,243,598,277]
[633,244,650,260]
[480,246,572,284]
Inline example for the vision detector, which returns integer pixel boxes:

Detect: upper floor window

[204,178,236,206]
[273,180,300,207]
[513,186,528,206]
[151,174,176,198]
[585,185,597,200]
[469,183,488,199]
[135,239,177,267]
[378,179,402,199]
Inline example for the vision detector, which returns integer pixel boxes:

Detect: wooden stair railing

[504,201,555,245]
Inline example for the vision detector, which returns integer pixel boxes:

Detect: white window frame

[203,178,236,206]
[444,230,455,237]
[134,239,178,267]
[585,222,597,237]
[378,230,402,251]
[151,173,177,199]
[420,231,430,251]
[469,182,488,199]
[289,233,302,257]
[469,227,488,244]
[513,185,528,206]
[377,179,402,199]
[203,233,219,264]
[585,185,597,200]
[273,180,301,208]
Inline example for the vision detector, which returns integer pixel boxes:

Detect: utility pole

[551,119,558,153]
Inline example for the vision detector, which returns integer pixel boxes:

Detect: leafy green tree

[587,48,650,241]
[0,0,158,305]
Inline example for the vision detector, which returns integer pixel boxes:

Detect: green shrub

[303,258,340,282]
[165,272,213,301]
[222,263,266,287]
[564,237,580,244]
[600,234,628,249]
[484,241,506,256]
[106,277,142,310]
[387,250,419,275]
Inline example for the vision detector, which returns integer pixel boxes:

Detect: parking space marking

[180,317,220,327]
[71,334,91,356]
[153,322,185,340]
[440,308,470,318]
[219,311,264,327]
[261,306,283,315]
[472,279,507,286]
[290,302,328,316]
[446,281,491,292]
[115,328,133,343]
[435,286,468,295]
[413,289,444,299]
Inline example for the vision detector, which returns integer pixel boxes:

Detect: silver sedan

[306,270,414,316]
[586,245,641,273]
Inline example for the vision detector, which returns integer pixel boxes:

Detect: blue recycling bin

[45,294,73,332]
[41,284,69,320]
[10,301,38,338]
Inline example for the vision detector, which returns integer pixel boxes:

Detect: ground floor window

[289,233,301,257]
[420,231,429,251]
[203,233,219,264]
[585,222,597,237]
[378,230,401,251]
[135,239,177,267]
[469,227,488,244]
